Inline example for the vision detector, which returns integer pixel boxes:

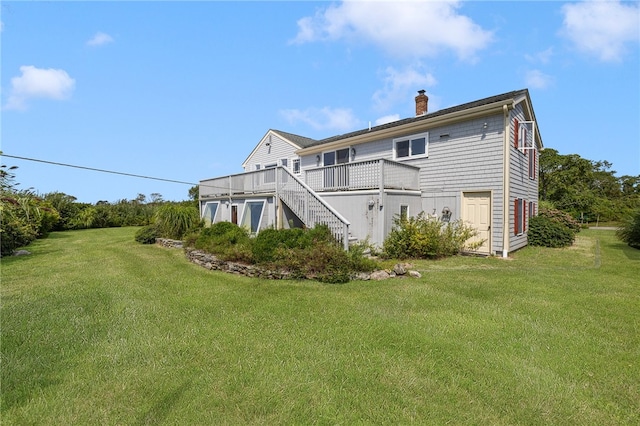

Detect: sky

[1,0,639,204]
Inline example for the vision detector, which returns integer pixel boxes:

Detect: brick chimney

[415,90,428,116]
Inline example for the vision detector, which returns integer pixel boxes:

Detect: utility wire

[1,153,234,191]
[2,154,197,185]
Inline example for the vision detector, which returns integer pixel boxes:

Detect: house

[199,89,542,257]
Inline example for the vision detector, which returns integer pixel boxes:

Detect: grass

[1,227,639,425]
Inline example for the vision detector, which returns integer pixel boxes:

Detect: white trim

[291,157,301,175]
[201,201,220,224]
[321,146,352,166]
[393,132,429,160]
[240,199,266,234]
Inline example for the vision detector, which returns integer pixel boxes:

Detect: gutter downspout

[502,104,511,258]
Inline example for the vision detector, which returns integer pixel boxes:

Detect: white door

[462,192,491,254]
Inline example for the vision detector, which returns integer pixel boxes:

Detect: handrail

[305,158,420,192]
[277,167,351,250]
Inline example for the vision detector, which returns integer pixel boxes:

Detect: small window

[292,158,301,175]
[202,202,219,226]
[514,198,527,236]
[528,148,536,180]
[400,205,409,221]
[394,133,428,159]
[281,158,288,168]
[241,201,265,234]
[336,148,350,164]
[323,151,336,166]
[255,164,261,170]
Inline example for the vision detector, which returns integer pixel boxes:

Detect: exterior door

[231,205,238,225]
[462,192,491,254]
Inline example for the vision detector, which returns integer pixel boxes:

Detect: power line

[2,153,198,186]
[1,153,249,193]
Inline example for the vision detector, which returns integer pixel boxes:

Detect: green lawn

[2,227,638,425]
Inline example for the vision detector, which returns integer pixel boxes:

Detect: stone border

[156,238,422,281]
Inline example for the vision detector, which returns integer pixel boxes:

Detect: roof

[270,129,318,148]
[305,89,531,148]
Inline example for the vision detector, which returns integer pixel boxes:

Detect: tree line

[539,148,639,224]
[1,161,198,256]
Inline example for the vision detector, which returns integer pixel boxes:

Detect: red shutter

[514,119,519,149]
[514,198,519,235]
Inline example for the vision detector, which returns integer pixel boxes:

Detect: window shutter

[524,199,527,232]
[514,198,519,236]
[514,119,519,149]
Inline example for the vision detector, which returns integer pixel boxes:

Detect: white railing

[305,159,420,192]
[277,167,351,250]
[199,167,351,249]
[199,169,277,198]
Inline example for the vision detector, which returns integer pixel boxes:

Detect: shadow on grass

[135,381,191,426]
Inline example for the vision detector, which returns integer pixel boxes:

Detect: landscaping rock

[370,270,391,281]
[408,270,422,278]
[13,250,31,256]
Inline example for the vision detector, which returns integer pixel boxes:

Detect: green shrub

[527,215,575,248]
[134,225,160,244]
[193,222,253,262]
[382,213,480,259]
[252,227,310,263]
[616,209,640,249]
[538,207,581,234]
[154,204,200,240]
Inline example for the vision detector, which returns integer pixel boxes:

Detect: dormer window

[394,132,428,160]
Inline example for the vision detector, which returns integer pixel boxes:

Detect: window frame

[240,200,266,235]
[322,147,352,166]
[393,132,429,160]
[514,198,527,236]
[201,201,219,226]
[400,204,409,221]
[292,158,301,175]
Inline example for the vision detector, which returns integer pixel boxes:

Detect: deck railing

[277,167,351,249]
[304,159,420,192]
[199,167,350,249]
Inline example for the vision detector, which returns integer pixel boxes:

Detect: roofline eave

[296,99,515,155]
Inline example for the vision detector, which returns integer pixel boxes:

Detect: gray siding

[413,115,505,254]
[244,132,300,174]
[509,104,539,251]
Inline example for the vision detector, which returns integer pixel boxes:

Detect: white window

[400,204,409,220]
[323,147,351,166]
[394,132,428,160]
[202,202,219,226]
[280,158,288,168]
[241,200,265,234]
[292,158,301,175]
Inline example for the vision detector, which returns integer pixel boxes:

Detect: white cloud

[86,31,114,47]
[372,65,437,112]
[375,114,400,126]
[561,0,640,62]
[280,107,361,132]
[4,65,76,111]
[525,47,554,64]
[525,69,554,90]
[291,1,493,60]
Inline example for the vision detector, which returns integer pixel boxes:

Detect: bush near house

[382,213,481,259]
[184,223,377,283]
[528,207,580,248]
[616,208,640,249]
